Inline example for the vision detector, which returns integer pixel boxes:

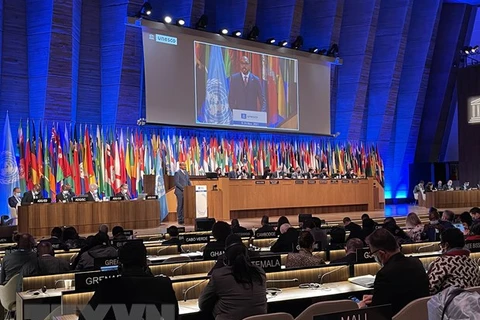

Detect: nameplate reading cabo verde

[465,240,480,252]
[250,255,281,272]
[75,270,121,293]
[179,233,210,244]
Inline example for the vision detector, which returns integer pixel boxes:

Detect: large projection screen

[142,23,332,135]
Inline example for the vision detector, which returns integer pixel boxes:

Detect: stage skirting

[419,190,480,208]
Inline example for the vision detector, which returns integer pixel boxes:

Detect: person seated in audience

[162,226,182,253]
[56,185,73,203]
[63,226,85,249]
[424,208,454,241]
[466,223,480,241]
[112,225,127,241]
[203,221,231,259]
[343,217,363,241]
[459,211,473,236]
[42,227,67,250]
[328,226,347,250]
[361,218,376,241]
[383,217,412,244]
[286,231,325,268]
[19,242,70,281]
[470,207,480,224]
[405,212,425,242]
[304,218,328,251]
[75,232,118,271]
[442,210,456,224]
[270,223,299,253]
[275,216,290,236]
[358,229,429,315]
[80,241,178,320]
[361,213,370,221]
[331,238,364,264]
[199,234,266,320]
[115,183,131,200]
[444,179,454,191]
[428,228,480,295]
[99,224,109,235]
[231,219,247,233]
[255,215,275,234]
[1,233,37,284]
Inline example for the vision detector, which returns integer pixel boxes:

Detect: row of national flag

[0,116,385,218]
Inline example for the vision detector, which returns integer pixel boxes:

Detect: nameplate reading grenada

[75,270,121,293]
[255,231,277,239]
[250,255,281,272]
[146,195,158,200]
[465,240,480,252]
[179,233,210,244]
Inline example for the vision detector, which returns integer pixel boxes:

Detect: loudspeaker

[195,218,216,232]
[298,213,312,225]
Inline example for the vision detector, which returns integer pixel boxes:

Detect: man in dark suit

[114,183,131,200]
[56,185,73,203]
[343,217,363,241]
[271,223,299,253]
[8,187,22,208]
[174,162,191,225]
[359,229,429,315]
[79,241,179,320]
[21,184,43,204]
[86,183,101,202]
[330,238,364,264]
[228,56,266,112]
[19,241,70,277]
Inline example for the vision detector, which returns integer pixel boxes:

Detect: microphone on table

[318,265,349,285]
[171,262,191,276]
[199,243,208,251]
[157,246,170,255]
[183,278,210,302]
[266,278,299,286]
[417,243,435,253]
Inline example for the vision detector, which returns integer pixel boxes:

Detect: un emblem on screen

[205,78,232,124]
[0,151,19,184]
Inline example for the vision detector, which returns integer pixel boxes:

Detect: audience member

[343,217,363,241]
[19,242,70,280]
[111,226,127,241]
[275,216,290,236]
[329,226,347,250]
[330,238,364,264]
[80,241,178,320]
[405,212,424,242]
[442,210,455,224]
[361,218,376,241]
[271,223,299,253]
[231,219,247,233]
[358,229,429,315]
[286,231,325,268]
[75,232,118,271]
[199,234,266,320]
[470,207,480,223]
[1,233,37,284]
[203,221,231,259]
[428,228,480,295]
[42,227,67,250]
[466,223,480,241]
[361,214,370,221]
[63,226,85,249]
[255,215,275,234]
[424,208,453,241]
[459,211,473,236]
[99,224,109,235]
[304,218,328,250]
[383,217,412,244]
[163,226,182,253]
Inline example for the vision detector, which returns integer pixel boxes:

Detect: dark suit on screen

[228,73,266,112]
[21,191,43,204]
[174,169,192,224]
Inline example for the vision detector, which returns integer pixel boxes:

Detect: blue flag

[200,45,231,124]
[0,114,20,218]
[155,152,169,221]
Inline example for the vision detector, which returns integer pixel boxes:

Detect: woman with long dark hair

[198,234,267,320]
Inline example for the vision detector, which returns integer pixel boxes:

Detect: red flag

[72,142,81,194]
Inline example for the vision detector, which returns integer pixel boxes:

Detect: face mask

[373,253,383,267]
[430,220,439,225]
[15,192,21,197]
[63,191,69,195]
[93,189,98,194]
[122,189,127,194]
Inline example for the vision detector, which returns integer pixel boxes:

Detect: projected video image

[194,42,299,130]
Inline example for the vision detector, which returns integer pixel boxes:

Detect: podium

[184,185,224,225]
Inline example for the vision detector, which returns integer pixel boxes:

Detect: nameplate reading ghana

[203,248,225,260]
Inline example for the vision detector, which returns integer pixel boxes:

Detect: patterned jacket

[286,248,325,268]
[428,248,480,295]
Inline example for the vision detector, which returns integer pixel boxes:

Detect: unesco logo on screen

[155,34,178,46]
[241,113,247,119]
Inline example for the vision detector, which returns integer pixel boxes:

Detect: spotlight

[233,30,242,37]
[136,1,152,17]
[176,19,185,26]
[309,47,319,53]
[196,14,208,30]
[266,38,276,44]
[327,43,339,57]
[291,36,303,50]
[463,46,472,54]
[472,45,479,53]
[220,28,228,35]
[247,26,260,41]
[279,40,288,47]
[164,16,172,24]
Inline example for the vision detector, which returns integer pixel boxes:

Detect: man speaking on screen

[228,56,266,112]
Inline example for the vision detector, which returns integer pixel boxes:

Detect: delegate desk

[419,189,480,208]
[183,178,384,224]
[18,200,160,237]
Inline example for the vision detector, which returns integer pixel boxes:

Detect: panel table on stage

[419,190,480,208]
[18,200,160,237]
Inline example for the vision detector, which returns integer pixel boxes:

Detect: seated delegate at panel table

[56,184,73,203]
[86,183,101,202]
[21,184,43,204]
[115,183,132,200]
